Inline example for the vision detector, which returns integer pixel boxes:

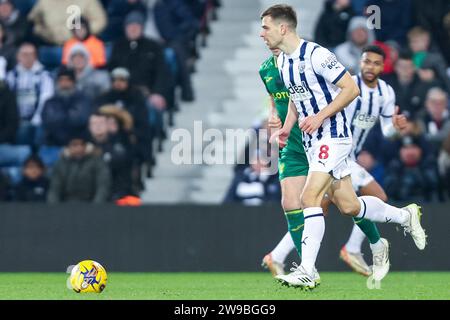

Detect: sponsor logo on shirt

[320,54,340,70]
[352,111,378,129]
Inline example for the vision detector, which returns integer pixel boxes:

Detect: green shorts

[278,148,309,180]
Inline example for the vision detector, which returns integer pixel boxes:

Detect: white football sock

[345,224,366,254]
[300,207,325,275]
[356,196,409,225]
[271,232,295,264]
[370,239,385,252]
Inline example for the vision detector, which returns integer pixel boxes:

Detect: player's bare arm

[268,96,282,133]
[300,72,359,134]
[284,98,299,132]
[269,99,298,147]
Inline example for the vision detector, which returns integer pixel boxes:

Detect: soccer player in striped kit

[261,45,411,278]
[260,4,427,289]
[339,45,409,276]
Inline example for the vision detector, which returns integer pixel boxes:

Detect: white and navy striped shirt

[277,40,350,149]
[6,62,54,126]
[346,74,396,159]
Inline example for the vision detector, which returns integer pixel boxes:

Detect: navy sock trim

[304,213,324,220]
[360,199,367,219]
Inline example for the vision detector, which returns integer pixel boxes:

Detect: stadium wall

[0,203,448,272]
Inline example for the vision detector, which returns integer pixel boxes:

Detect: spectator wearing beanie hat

[100,0,147,42]
[67,43,110,100]
[334,16,376,74]
[109,10,171,113]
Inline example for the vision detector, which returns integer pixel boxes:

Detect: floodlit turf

[0,272,448,300]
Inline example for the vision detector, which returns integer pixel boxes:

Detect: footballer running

[260,4,427,289]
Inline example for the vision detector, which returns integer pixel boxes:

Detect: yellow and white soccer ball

[70,260,107,293]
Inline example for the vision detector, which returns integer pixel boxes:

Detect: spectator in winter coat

[314,0,355,49]
[95,67,152,165]
[0,79,18,146]
[47,135,111,203]
[101,0,147,42]
[41,67,92,148]
[89,110,135,201]
[384,132,440,202]
[412,0,450,65]
[154,0,198,101]
[334,16,375,74]
[0,0,29,47]
[0,21,17,68]
[364,0,413,46]
[14,155,49,202]
[0,0,29,46]
[109,11,170,111]
[224,153,281,205]
[384,51,434,118]
[67,43,110,101]
[418,87,450,155]
[407,26,450,92]
[62,16,107,69]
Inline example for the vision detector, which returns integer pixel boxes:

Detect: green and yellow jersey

[259,55,309,179]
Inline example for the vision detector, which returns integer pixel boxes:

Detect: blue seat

[38,46,63,70]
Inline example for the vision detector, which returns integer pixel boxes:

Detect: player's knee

[281,196,301,211]
[300,191,320,208]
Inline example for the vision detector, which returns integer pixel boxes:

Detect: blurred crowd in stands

[226,0,450,204]
[0,0,221,204]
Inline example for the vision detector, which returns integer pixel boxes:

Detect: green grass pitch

[0,272,448,300]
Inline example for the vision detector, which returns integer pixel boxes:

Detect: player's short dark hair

[261,4,297,29]
[362,45,386,60]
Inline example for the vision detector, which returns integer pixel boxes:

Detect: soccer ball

[70,260,107,293]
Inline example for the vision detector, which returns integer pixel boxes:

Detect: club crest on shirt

[298,61,306,73]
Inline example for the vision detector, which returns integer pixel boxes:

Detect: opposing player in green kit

[259,48,319,282]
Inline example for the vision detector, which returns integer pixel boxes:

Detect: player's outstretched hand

[299,114,323,134]
[269,128,289,148]
[392,106,408,131]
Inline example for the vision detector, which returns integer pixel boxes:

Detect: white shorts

[348,158,375,191]
[307,138,352,180]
